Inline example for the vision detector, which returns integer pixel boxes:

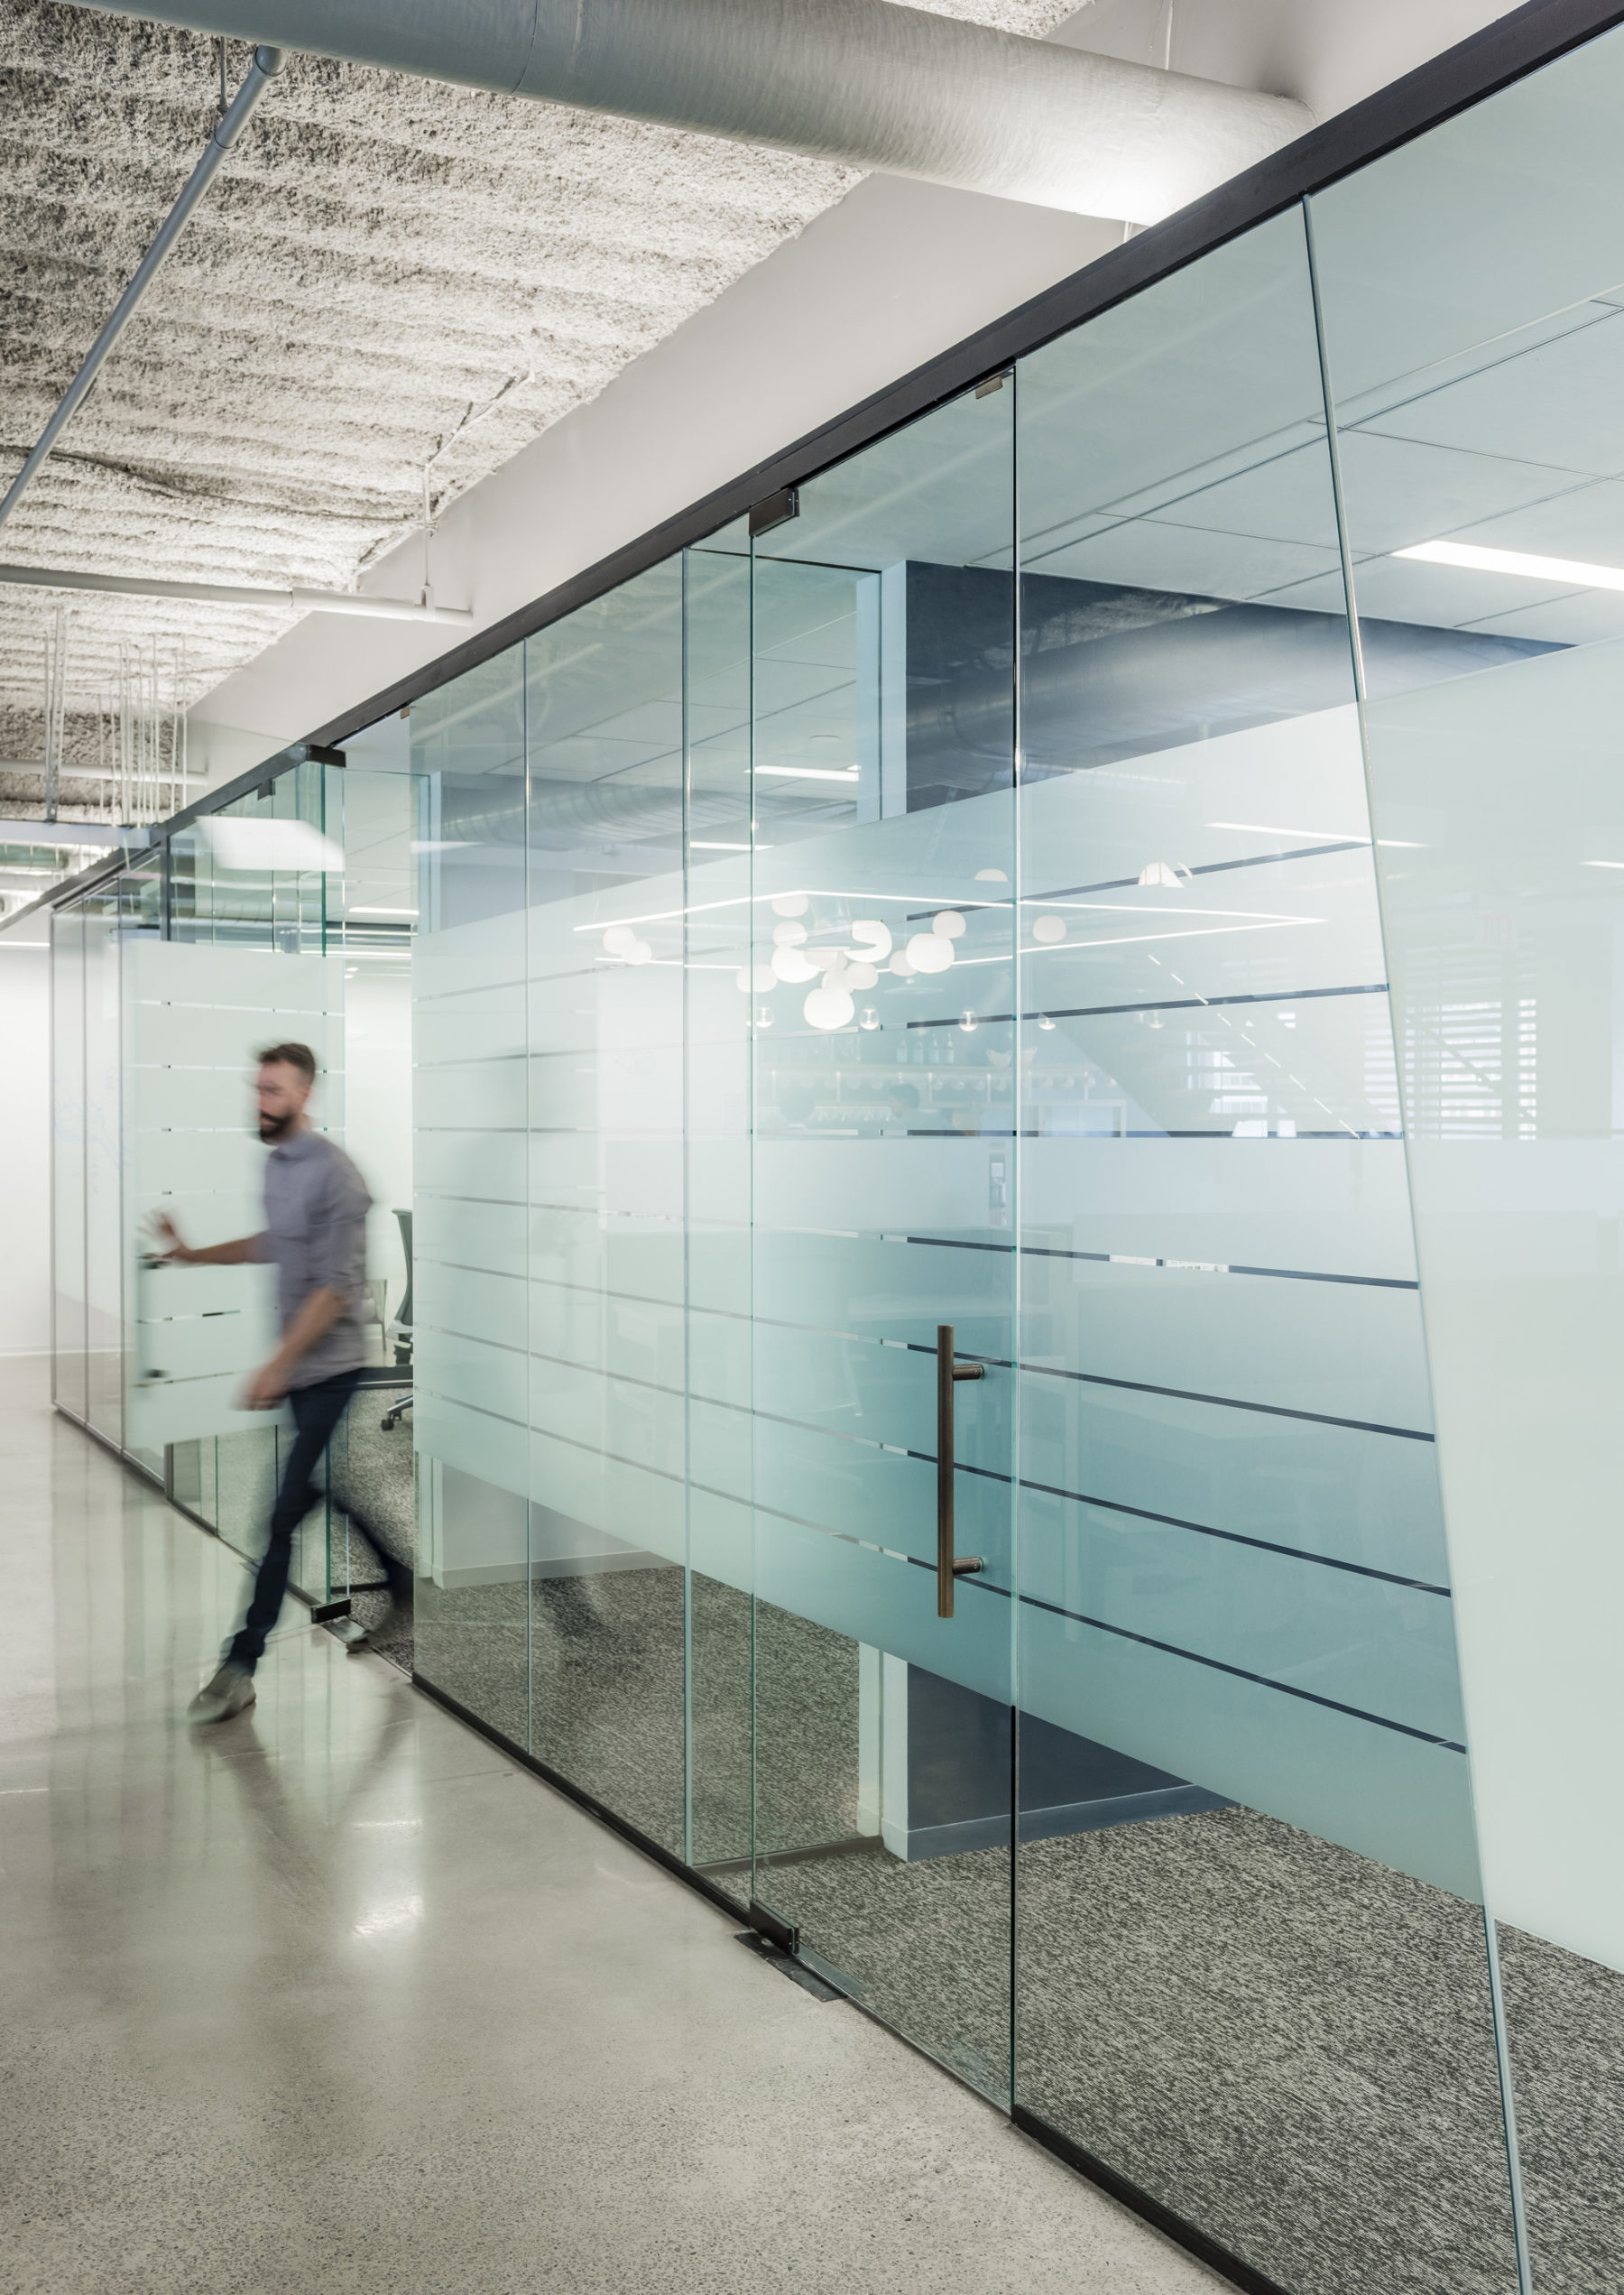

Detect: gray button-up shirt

[254,1129,372,1388]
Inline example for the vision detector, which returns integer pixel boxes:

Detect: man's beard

[258,1109,294,1143]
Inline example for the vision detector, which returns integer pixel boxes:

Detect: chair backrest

[394,1208,413,1329]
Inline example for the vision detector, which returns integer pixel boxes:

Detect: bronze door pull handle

[937,1322,985,1617]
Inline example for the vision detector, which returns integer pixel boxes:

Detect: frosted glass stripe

[416,1056,526,1131]
[1019,1135,1419,1279]
[416,1133,526,1201]
[415,1193,526,1275]
[1020,1484,1464,1742]
[1017,1368,1452,1581]
[1017,1598,1480,1899]
[416,1327,530,1422]
[754,1522,1010,1707]
[1018,1252,1435,1428]
[416,1260,527,1353]
[527,1426,685,1560]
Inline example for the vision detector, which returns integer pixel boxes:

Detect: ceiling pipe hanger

[0,43,283,541]
[0,42,467,626]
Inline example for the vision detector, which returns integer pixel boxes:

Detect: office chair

[382,1208,414,1431]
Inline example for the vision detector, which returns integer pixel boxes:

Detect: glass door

[51,897,88,1423]
[141,763,343,1602]
[319,741,418,1661]
[745,384,1020,2096]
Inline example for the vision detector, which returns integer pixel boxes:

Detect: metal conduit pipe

[0,560,471,624]
[0,43,284,539]
[83,3,1313,224]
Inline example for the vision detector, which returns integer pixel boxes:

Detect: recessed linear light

[1584,860,1624,869]
[754,764,860,782]
[347,905,418,917]
[1396,538,1624,590]
[1207,819,1423,851]
[690,841,752,850]
[1209,820,1367,842]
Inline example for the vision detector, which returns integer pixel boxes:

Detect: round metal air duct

[81,0,1313,223]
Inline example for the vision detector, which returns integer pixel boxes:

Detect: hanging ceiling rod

[0,43,285,540]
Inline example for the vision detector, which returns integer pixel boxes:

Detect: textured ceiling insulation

[0,0,1074,818]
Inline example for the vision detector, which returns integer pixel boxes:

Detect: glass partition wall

[53,748,417,1633]
[46,20,1624,2287]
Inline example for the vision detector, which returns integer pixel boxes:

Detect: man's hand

[146,1220,261,1269]
[148,1210,192,1263]
[241,1359,289,1412]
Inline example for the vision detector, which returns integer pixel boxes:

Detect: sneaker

[346,1599,411,1654]
[189,1664,256,1723]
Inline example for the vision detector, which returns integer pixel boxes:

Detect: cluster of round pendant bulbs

[599,922,652,965]
[602,884,1073,1033]
[738,894,992,1031]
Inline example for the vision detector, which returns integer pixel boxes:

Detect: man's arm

[149,1211,263,1266]
[242,1286,346,1411]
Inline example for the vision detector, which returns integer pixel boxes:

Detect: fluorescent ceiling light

[347,906,418,917]
[1395,539,1624,590]
[1583,860,1624,869]
[198,817,346,874]
[570,888,1002,932]
[1208,820,1367,842]
[689,841,751,850]
[1207,819,1420,850]
[754,764,860,782]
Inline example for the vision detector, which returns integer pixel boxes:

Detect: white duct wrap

[83,0,1313,223]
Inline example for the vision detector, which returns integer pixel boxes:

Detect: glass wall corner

[1309,22,1624,2284]
[1006,199,1515,2295]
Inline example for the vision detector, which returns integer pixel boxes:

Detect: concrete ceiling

[0,0,1075,816]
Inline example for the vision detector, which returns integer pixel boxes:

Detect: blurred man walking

[153,1042,411,1721]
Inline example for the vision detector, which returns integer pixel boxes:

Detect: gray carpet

[1499,1922,1624,2295]
[761,1812,1524,2295]
[1015,1809,1518,2295]
[759,1809,1536,2295]
[411,1570,841,1896]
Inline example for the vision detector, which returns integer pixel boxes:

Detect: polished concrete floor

[0,1356,1219,2295]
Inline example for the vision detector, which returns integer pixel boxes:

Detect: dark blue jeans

[227,1370,411,1673]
